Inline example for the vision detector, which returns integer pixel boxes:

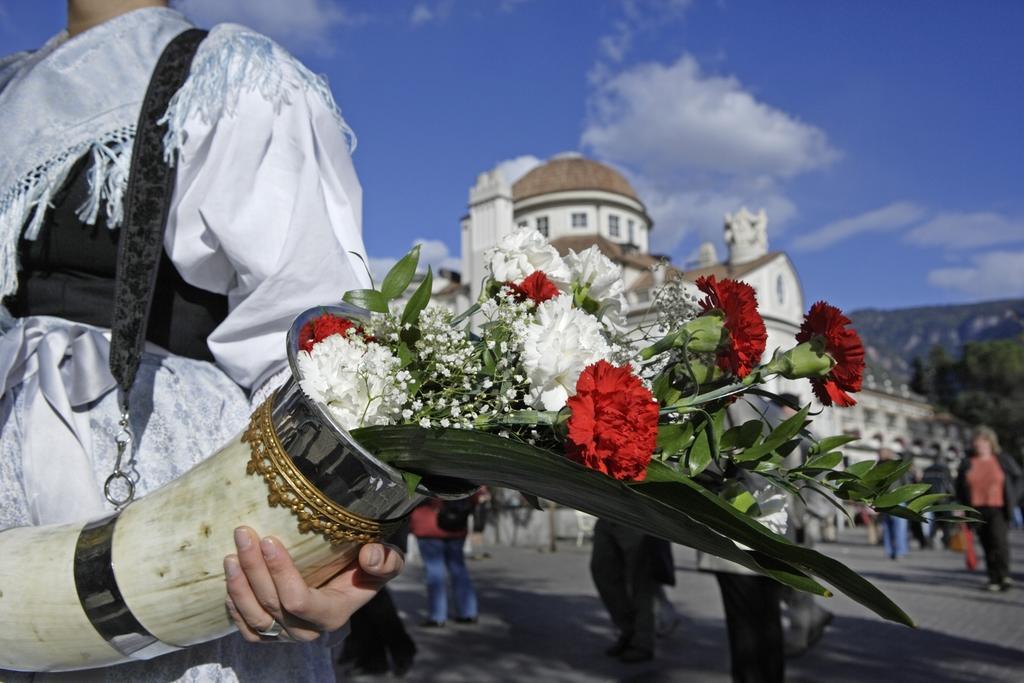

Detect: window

[536,216,549,237]
[776,274,785,305]
[517,220,528,229]
[571,212,588,228]
[609,215,620,237]
[627,219,635,243]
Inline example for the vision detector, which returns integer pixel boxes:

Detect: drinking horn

[0,304,471,672]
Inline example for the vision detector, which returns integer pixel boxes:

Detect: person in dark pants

[338,524,417,676]
[957,426,1022,592]
[590,519,656,663]
[699,397,789,683]
[715,573,784,683]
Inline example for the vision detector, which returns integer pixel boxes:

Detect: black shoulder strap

[109,28,208,395]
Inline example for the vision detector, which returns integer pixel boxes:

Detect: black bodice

[5,155,228,362]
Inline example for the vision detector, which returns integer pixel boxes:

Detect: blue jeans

[417,537,478,622]
[880,514,909,559]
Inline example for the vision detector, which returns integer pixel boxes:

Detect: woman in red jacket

[957,426,1022,592]
[410,495,480,626]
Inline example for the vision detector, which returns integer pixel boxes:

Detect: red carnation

[298,314,364,352]
[505,270,561,305]
[695,275,767,378]
[565,361,659,481]
[795,301,865,407]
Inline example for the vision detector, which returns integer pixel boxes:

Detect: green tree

[920,336,1024,460]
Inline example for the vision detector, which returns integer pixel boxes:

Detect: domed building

[510,154,652,251]
[460,153,805,337]
[461,153,652,304]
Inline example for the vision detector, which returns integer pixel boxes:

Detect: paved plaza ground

[352,527,1024,682]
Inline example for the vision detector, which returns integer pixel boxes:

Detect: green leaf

[353,425,915,626]
[401,267,433,327]
[397,342,415,368]
[380,245,420,300]
[809,434,858,456]
[401,471,422,496]
[721,420,763,450]
[688,427,713,476]
[874,483,932,508]
[846,460,874,478]
[342,288,390,313]
[863,459,911,486]
[800,451,843,471]
[657,422,694,458]
[733,405,809,463]
[358,426,826,597]
[652,372,682,405]
[728,490,757,514]
[907,493,950,513]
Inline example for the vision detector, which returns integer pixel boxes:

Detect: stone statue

[696,241,719,268]
[724,207,768,264]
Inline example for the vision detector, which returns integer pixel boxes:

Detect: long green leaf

[907,493,950,513]
[874,483,932,508]
[342,288,390,313]
[810,434,858,455]
[354,426,826,595]
[733,405,809,463]
[380,245,420,300]
[800,451,843,471]
[401,267,433,327]
[638,462,913,626]
[353,426,914,625]
[721,420,763,450]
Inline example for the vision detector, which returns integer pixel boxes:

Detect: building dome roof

[512,156,641,203]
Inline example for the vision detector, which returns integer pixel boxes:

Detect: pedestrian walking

[410,497,480,626]
[337,524,417,676]
[590,519,658,663]
[956,426,1022,592]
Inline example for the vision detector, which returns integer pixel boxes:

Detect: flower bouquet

[321,229,970,621]
[0,228,972,672]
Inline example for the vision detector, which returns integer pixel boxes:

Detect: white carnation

[565,246,626,325]
[521,295,610,411]
[485,227,570,284]
[297,335,405,431]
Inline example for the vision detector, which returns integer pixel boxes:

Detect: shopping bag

[963,525,978,571]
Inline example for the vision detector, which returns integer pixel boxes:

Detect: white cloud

[410,4,434,25]
[175,0,363,52]
[906,211,1024,249]
[409,1,454,26]
[596,0,692,65]
[579,52,838,257]
[368,238,461,282]
[630,174,797,254]
[791,201,926,252]
[494,155,543,185]
[927,250,1024,298]
[582,53,839,178]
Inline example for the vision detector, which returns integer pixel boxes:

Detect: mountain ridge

[848,298,1024,384]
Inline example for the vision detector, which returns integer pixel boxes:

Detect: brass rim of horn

[243,395,401,545]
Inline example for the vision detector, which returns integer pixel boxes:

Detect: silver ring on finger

[256,618,284,639]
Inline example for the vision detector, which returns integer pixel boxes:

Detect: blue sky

[3,1,1022,311]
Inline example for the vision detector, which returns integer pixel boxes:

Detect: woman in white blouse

[0,2,401,680]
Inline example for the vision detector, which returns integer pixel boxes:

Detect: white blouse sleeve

[163,27,371,392]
